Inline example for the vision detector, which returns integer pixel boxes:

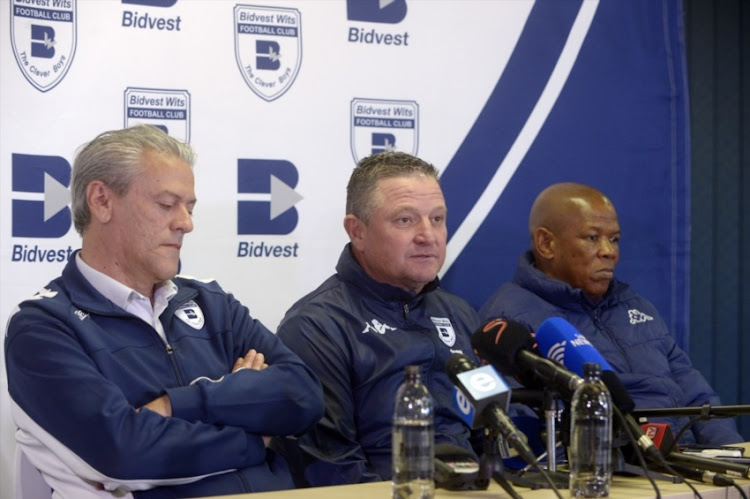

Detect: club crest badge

[124,87,191,143]
[351,98,418,163]
[10,0,77,92]
[431,316,456,347]
[175,300,205,330]
[234,4,302,102]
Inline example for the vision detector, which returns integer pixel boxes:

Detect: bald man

[480,182,742,445]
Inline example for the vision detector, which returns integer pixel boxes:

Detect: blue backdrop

[441,0,691,352]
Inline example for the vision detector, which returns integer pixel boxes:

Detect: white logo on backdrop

[351,98,418,163]
[10,0,77,92]
[234,4,302,101]
[124,87,192,143]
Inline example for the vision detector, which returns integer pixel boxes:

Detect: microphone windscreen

[470,319,535,377]
[535,317,613,375]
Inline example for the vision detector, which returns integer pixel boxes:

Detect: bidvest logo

[351,98,418,163]
[346,0,409,47]
[11,0,76,92]
[346,0,407,23]
[121,0,182,31]
[12,153,72,238]
[234,4,302,101]
[237,159,302,235]
[124,87,191,143]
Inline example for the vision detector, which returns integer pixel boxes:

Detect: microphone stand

[499,389,569,490]
[544,390,558,472]
[632,404,750,419]
[479,427,522,497]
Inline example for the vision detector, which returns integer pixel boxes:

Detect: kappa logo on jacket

[361,318,396,335]
[430,316,456,347]
[628,309,654,325]
[175,300,205,330]
[30,288,57,300]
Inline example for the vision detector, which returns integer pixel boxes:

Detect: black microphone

[666,451,750,479]
[445,353,538,466]
[534,317,667,466]
[470,318,582,398]
[640,422,737,486]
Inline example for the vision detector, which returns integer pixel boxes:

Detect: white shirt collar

[75,252,177,311]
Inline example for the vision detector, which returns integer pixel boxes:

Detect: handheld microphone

[470,319,582,398]
[535,317,667,466]
[445,353,537,466]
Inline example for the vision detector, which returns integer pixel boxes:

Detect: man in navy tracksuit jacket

[480,182,742,446]
[275,152,482,486]
[5,125,324,498]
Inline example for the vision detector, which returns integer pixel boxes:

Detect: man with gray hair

[5,125,324,498]
[275,151,482,486]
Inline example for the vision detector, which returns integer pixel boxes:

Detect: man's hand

[139,394,172,417]
[233,348,268,372]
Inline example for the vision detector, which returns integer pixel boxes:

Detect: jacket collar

[335,243,439,306]
[513,251,628,309]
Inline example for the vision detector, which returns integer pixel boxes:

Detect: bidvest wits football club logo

[124,87,191,143]
[234,4,301,101]
[11,0,76,92]
[351,98,418,163]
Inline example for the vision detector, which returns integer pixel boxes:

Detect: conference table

[197,447,750,499]
[198,474,750,499]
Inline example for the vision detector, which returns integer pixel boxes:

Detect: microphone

[657,461,736,486]
[470,318,582,398]
[535,317,665,465]
[640,422,736,486]
[445,353,537,466]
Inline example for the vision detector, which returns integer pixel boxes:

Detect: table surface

[197,444,750,499]
[198,467,750,499]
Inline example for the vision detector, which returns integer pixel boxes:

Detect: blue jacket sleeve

[166,290,324,436]
[276,312,383,486]
[6,310,265,484]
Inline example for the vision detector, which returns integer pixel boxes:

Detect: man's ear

[344,214,366,251]
[86,180,114,224]
[534,227,555,260]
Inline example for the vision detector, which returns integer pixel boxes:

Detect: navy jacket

[479,251,743,446]
[5,252,324,498]
[276,245,481,486]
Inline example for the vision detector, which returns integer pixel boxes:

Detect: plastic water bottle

[569,362,613,497]
[392,365,435,499]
